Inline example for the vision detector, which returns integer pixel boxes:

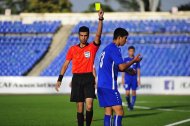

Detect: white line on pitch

[136,101,190,104]
[165,118,190,126]
[122,103,190,113]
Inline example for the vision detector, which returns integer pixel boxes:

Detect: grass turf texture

[0,95,190,126]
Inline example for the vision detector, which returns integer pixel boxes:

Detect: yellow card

[95,2,101,11]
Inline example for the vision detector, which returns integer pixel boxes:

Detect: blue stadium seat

[1,19,190,76]
[71,19,190,34]
[41,34,190,76]
[0,21,61,34]
[0,36,52,76]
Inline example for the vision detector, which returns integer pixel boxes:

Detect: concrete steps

[27,25,73,76]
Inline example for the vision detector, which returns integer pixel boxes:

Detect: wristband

[99,17,104,21]
[57,75,63,82]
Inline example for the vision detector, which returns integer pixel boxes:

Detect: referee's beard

[80,40,88,45]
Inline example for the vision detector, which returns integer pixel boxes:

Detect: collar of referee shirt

[78,42,89,48]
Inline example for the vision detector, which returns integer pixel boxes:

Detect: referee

[55,9,104,126]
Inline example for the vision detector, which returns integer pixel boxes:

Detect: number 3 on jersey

[100,51,105,68]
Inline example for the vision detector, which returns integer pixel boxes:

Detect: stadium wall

[0,77,189,95]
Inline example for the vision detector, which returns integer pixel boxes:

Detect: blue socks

[126,95,136,110]
[126,96,131,107]
[131,96,136,107]
[113,115,122,126]
[104,115,112,126]
[104,115,122,126]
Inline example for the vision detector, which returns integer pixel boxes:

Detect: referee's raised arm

[94,9,104,45]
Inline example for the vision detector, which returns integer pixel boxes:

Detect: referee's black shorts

[70,72,96,102]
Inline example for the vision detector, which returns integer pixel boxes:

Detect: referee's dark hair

[78,26,89,35]
[113,27,128,40]
[128,46,135,51]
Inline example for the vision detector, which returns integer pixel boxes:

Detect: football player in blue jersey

[97,28,142,126]
[121,46,141,111]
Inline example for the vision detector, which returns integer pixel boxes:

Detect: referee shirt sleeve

[89,41,101,52]
[66,46,73,61]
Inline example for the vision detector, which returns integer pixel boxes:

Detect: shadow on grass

[93,119,104,122]
[93,112,161,122]
[123,112,161,118]
[149,105,190,110]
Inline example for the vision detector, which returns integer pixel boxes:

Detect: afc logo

[164,80,175,90]
[84,51,90,58]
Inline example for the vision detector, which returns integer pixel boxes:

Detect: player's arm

[55,60,70,92]
[121,72,125,85]
[92,67,97,88]
[94,9,104,45]
[92,67,97,78]
[60,60,70,76]
[119,54,142,71]
[55,46,73,92]
[137,68,141,86]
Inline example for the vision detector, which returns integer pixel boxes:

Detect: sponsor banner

[0,77,189,95]
[0,76,72,94]
[118,77,190,95]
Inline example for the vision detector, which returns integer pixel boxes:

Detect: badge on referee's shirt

[84,51,90,58]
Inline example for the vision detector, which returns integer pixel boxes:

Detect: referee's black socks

[86,110,93,126]
[77,112,84,126]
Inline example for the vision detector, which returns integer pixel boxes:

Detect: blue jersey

[98,43,124,90]
[124,57,140,80]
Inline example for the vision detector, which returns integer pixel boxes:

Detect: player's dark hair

[128,46,135,51]
[78,26,89,35]
[113,28,128,40]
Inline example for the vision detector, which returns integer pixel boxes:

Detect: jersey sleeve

[111,48,124,65]
[123,58,127,63]
[66,46,73,61]
[137,62,140,69]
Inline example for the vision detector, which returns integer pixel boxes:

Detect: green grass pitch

[0,95,190,126]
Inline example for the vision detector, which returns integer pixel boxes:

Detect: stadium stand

[0,21,61,76]
[0,36,52,76]
[0,21,61,34]
[0,18,189,76]
[41,19,190,76]
[72,19,190,33]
